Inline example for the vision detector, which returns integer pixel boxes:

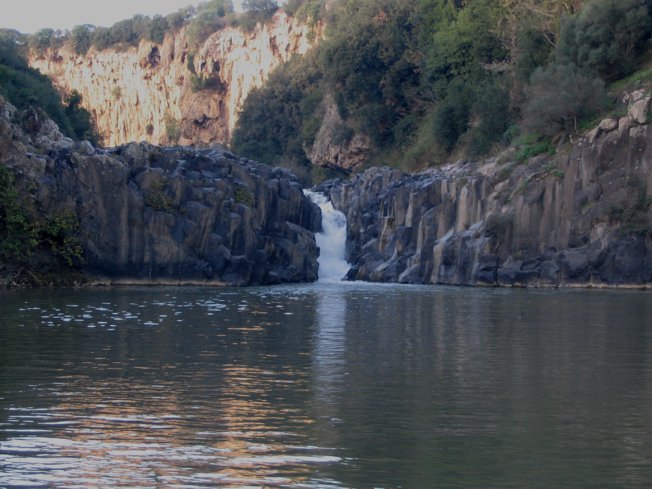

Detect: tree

[69,24,94,55]
[556,0,652,80]
[243,0,278,11]
[186,0,234,45]
[147,15,169,44]
[420,0,505,98]
[498,0,582,52]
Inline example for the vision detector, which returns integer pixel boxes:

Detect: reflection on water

[1,285,652,488]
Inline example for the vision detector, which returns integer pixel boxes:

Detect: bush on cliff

[186,1,236,45]
[522,63,610,137]
[0,165,85,277]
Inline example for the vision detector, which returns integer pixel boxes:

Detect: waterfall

[305,191,351,282]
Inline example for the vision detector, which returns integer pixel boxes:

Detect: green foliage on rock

[0,30,98,143]
[0,165,38,263]
[0,165,84,269]
[164,113,181,144]
[144,178,175,212]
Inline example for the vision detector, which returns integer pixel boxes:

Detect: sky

[0,0,248,34]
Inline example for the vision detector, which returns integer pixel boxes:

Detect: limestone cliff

[29,12,317,147]
[0,98,320,286]
[327,92,652,288]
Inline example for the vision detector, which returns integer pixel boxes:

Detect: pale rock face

[29,13,318,147]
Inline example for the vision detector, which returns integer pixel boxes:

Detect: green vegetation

[609,178,652,235]
[144,178,175,212]
[25,0,287,54]
[234,185,255,206]
[185,1,236,45]
[0,165,84,271]
[231,0,652,177]
[164,113,181,144]
[514,138,555,163]
[0,29,98,143]
[230,53,322,176]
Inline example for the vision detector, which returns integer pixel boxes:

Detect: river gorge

[2,5,652,485]
[2,186,652,487]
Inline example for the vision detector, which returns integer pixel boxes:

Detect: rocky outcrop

[307,93,371,173]
[29,12,318,147]
[329,95,652,288]
[1,98,320,286]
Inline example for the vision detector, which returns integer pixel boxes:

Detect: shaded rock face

[307,92,371,173]
[29,12,318,147]
[1,100,320,286]
[331,116,652,287]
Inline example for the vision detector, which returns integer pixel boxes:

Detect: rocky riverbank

[327,93,652,288]
[0,98,320,287]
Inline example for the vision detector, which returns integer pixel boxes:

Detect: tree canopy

[232,0,652,176]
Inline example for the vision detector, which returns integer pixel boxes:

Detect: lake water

[1,283,652,488]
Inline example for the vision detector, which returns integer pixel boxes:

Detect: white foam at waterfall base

[305,191,351,282]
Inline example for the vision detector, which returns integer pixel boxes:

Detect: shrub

[514,140,554,162]
[40,211,85,266]
[186,1,234,45]
[164,113,181,143]
[0,166,84,267]
[234,185,254,206]
[145,178,174,211]
[64,90,100,144]
[0,166,38,263]
[522,63,609,137]
[283,0,325,23]
[167,6,197,31]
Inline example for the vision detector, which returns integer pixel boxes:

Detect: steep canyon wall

[29,13,316,147]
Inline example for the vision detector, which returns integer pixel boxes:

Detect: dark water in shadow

[1,284,651,488]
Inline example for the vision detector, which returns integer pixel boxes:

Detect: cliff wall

[29,13,316,147]
[0,98,320,286]
[329,93,652,287]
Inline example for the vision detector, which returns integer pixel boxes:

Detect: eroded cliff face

[29,13,317,147]
[328,92,652,287]
[0,98,320,286]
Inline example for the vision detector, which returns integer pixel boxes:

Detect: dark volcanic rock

[331,110,652,288]
[0,99,320,286]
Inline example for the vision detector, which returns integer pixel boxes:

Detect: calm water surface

[1,283,651,488]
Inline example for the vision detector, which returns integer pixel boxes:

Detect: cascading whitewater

[305,191,351,282]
